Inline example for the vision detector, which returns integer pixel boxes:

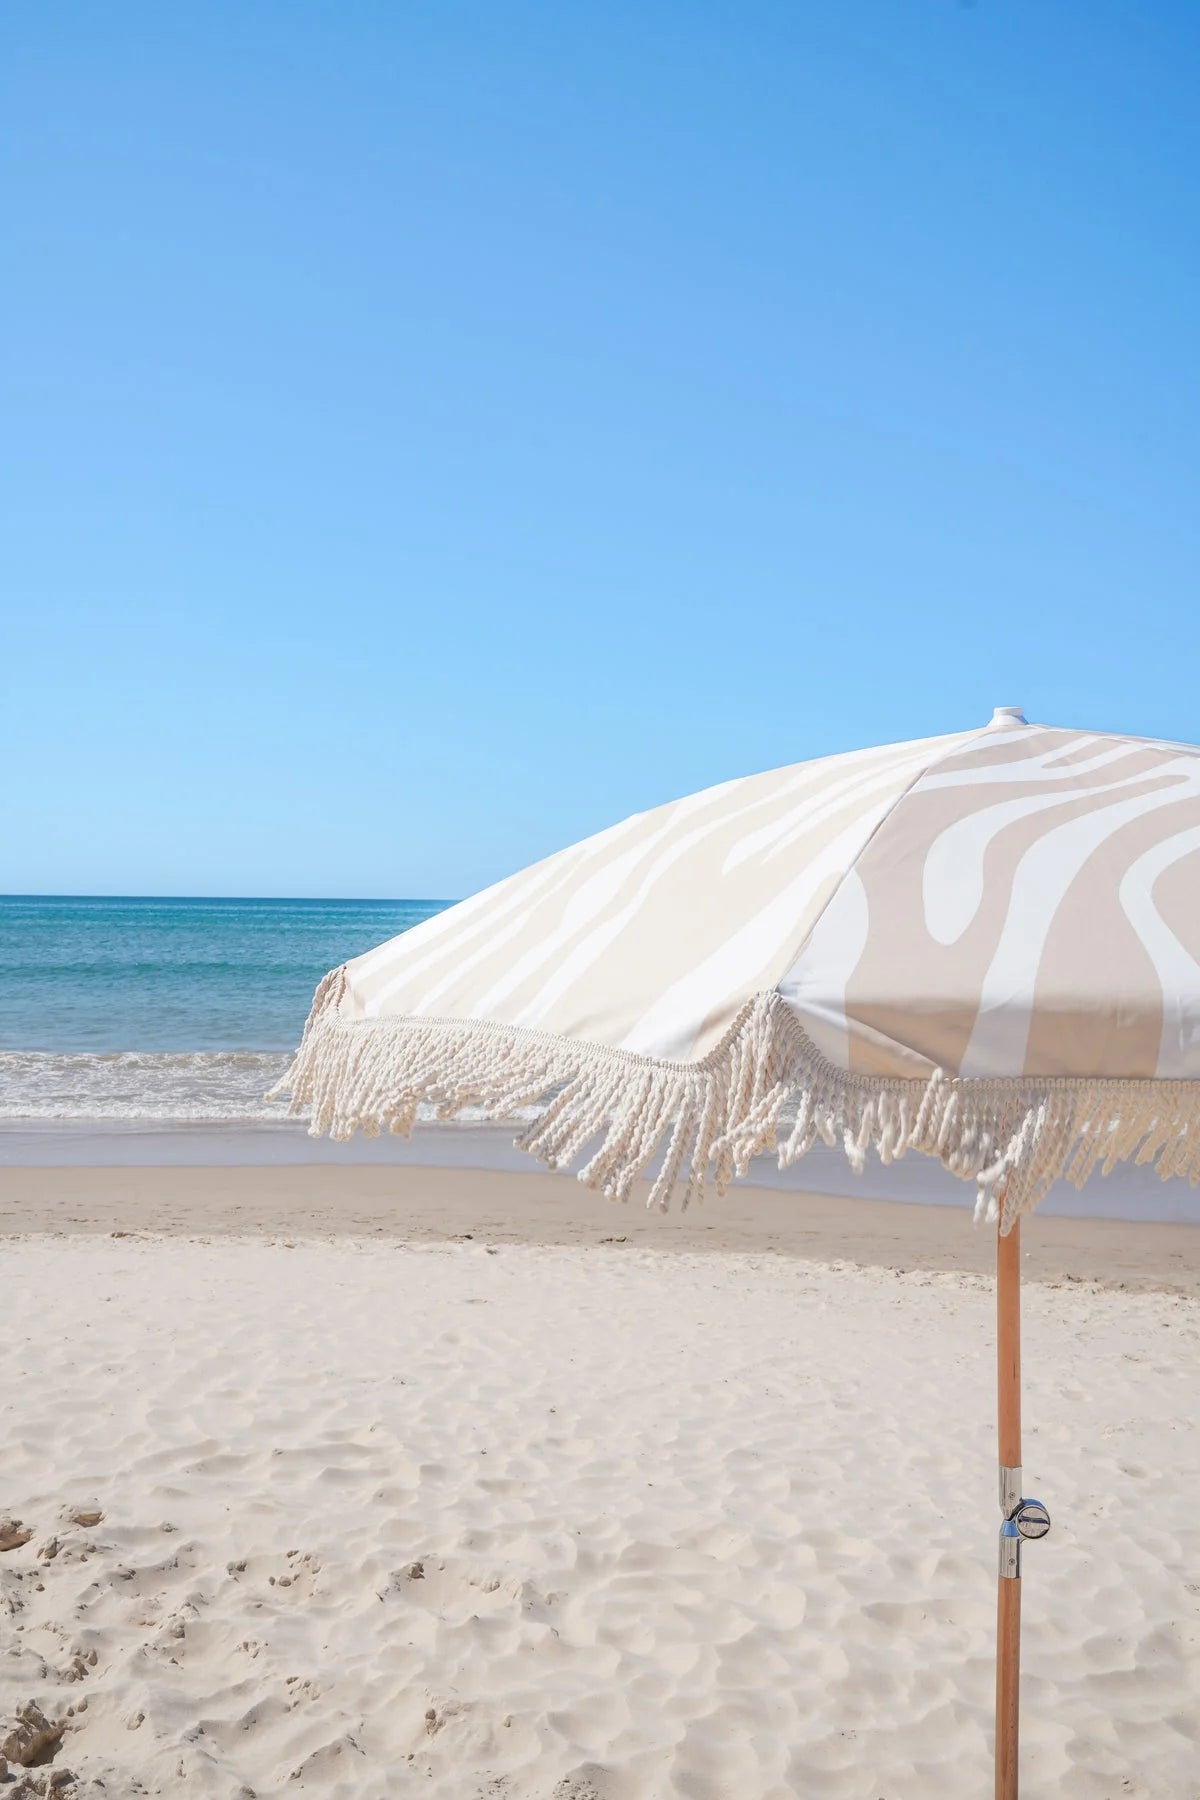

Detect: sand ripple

[1,1238,1197,1797]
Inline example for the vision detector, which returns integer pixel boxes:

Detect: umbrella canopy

[276,707,1200,1230]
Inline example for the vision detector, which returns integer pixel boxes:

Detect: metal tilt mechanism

[995,1218,1051,1800]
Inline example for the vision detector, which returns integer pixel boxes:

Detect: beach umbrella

[275,705,1200,1798]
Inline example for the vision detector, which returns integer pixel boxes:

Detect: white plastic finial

[989,706,1027,727]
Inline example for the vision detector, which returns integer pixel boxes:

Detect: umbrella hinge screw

[998,1487,1051,1580]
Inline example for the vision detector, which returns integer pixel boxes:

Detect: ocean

[4,895,1199,1222]
[0,895,449,1123]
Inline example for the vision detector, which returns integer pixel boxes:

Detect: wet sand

[3,1158,1197,1293]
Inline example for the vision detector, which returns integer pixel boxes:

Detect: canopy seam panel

[769,719,1002,999]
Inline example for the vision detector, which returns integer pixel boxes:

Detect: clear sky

[4,2,1198,898]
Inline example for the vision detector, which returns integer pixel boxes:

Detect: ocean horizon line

[0,891,459,906]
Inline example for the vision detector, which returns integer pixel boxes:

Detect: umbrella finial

[989,705,1027,727]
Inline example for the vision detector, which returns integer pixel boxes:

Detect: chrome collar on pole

[998,1464,1050,1579]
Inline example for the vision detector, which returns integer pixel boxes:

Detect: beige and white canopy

[276,708,1200,1228]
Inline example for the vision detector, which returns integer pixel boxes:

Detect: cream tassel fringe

[269,968,1200,1235]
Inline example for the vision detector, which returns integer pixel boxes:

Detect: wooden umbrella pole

[995,1215,1022,1800]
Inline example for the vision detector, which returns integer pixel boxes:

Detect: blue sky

[4,2,1198,898]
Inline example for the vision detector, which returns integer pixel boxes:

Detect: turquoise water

[0,895,448,1121]
[3,900,1196,1222]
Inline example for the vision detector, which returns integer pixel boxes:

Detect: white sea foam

[0,1050,295,1123]
[0,1049,538,1128]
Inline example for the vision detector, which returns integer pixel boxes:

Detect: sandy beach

[2,1165,1198,1798]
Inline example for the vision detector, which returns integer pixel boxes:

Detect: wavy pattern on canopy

[275,712,1200,1230]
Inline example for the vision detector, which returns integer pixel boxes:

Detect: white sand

[2,1235,1198,1798]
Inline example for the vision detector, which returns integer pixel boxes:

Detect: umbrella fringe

[269,969,1200,1234]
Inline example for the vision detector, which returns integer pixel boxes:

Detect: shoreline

[4,1116,1200,1221]
[3,1159,1197,1294]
